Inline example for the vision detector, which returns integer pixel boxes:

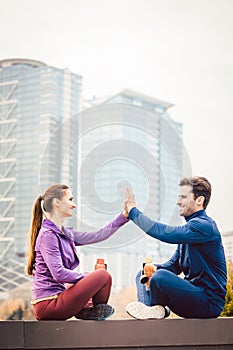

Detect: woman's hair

[179,176,211,209]
[26,183,69,276]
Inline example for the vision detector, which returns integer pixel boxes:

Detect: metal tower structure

[0,67,29,292]
[0,77,17,259]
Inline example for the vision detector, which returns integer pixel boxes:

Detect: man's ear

[196,196,204,207]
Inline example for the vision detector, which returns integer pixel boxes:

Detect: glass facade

[78,90,183,290]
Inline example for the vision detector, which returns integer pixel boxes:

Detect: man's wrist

[127,206,136,217]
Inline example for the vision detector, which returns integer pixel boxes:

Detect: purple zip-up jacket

[32,214,128,300]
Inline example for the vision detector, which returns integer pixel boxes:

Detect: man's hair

[179,176,211,209]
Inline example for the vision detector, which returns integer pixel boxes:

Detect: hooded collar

[185,209,206,222]
[42,219,65,235]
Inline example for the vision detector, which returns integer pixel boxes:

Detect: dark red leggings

[33,269,112,320]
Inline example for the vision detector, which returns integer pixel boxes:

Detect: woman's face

[56,189,76,218]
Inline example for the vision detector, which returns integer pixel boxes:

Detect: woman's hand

[122,197,129,218]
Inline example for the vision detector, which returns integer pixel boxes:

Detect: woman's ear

[53,198,60,207]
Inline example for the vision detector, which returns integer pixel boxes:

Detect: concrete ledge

[1,318,233,349]
[0,321,24,349]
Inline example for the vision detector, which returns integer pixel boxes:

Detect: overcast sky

[1,0,233,232]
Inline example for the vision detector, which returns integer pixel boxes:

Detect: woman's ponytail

[26,195,43,276]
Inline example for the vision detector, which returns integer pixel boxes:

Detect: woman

[26,183,128,320]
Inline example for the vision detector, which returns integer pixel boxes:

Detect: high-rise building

[78,90,185,290]
[0,58,82,291]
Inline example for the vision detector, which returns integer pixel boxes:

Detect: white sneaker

[126,301,165,320]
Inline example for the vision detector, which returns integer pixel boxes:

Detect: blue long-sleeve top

[129,208,227,309]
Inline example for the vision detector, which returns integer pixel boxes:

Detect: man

[124,177,227,319]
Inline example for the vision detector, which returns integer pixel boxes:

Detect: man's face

[176,185,201,217]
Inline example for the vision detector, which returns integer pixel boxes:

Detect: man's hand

[123,188,137,216]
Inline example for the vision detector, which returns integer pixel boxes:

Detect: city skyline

[0,59,184,291]
[0,0,233,232]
